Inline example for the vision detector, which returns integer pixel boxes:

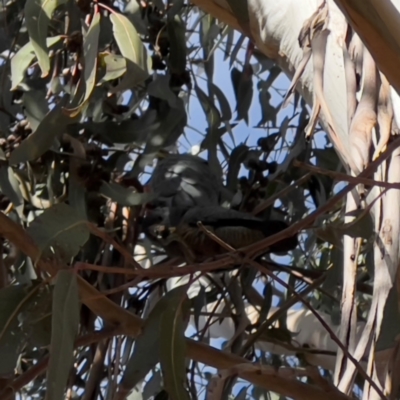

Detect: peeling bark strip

[343,28,358,127]
[282,1,355,171]
[374,72,394,160]
[348,46,378,175]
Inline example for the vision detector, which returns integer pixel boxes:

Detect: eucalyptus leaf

[24,0,67,76]
[120,289,186,395]
[0,285,27,376]
[211,82,232,121]
[27,203,90,263]
[22,90,49,131]
[147,74,178,108]
[9,95,79,165]
[231,67,253,124]
[159,286,190,400]
[82,12,101,104]
[0,166,23,207]
[226,145,249,192]
[45,270,80,400]
[11,36,63,90]
[109,11,149,90]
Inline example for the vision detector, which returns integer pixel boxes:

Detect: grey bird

[142,206,298,262]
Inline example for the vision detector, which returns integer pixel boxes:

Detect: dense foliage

[0,0,379,399]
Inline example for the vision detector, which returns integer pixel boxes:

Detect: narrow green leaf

[229,34,245,68]
[45,270,80,400]
[231,67,253,124]
[11,36,63,90]
[109,11,149,90]
[24,0,67,76]
[9,95,79,165]
[224,27,234,60]
[0,285,27,376]
[195,84,221,130]
[0,166,23,207]
[159,286,190,400]
[147,74,178,107]
[226,145,249,192]
[120,322,159,394]
[22,90,49,131]
[211,83,232,121]
[82,12,101,104]
[27,203,90,263]
[99,181,155,206]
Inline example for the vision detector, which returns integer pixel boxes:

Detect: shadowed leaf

[82,12,101,104]
[159,286,190,400]
[11,36,63,90]
[24,0,67,76]
[45,270,80,400]
[9,95,80,165]
[0,285,27,376]
[27,203,90,262]
[22,90,49,131]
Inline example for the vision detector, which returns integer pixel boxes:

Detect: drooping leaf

[0,285,27,376]
[159,286,190,400]
[256,82,277,127]
[11,36,63,90]
[24,0,67,76]
[199,14,215,83]
[226,145,249,192]
[22,90,49,131]
[211,83,232,121]
[147,74,178,108]
[231,66,253,124]
[9,95,79,165]
[140,99,187,157]
[82,12,101,104]
[229,34,245,68]
[109,11,149,91]
[195,84,221,130]
[224,27,234,61]
[99,181,155,206]
[0,164,23,208]
[27,203,90,263]
[45,270,80,400]
[22,287,53,349]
